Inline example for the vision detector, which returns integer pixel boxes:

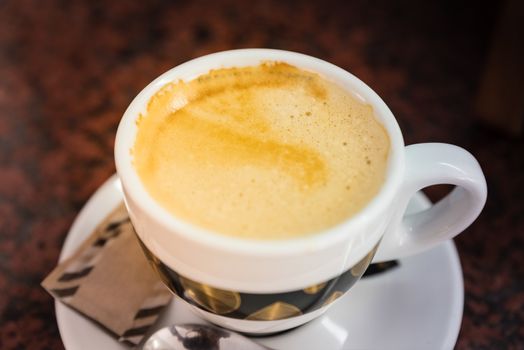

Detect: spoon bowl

[143,324,272,350]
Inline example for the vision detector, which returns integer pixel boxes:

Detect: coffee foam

[133,63,390,239]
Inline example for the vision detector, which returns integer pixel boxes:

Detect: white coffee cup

[115,49,486,334]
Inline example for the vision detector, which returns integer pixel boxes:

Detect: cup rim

[115,48,405,256]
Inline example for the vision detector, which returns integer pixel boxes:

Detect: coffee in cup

[132,62,389,239]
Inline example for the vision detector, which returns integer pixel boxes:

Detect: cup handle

[373,143,487,262]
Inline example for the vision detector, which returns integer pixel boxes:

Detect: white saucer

[56,175,463,350]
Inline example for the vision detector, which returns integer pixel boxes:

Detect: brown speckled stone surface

[0,0,522,349]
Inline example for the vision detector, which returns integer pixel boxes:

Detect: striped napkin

[42,204,173,347]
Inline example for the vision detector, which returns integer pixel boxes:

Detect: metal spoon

[143,323,272,350]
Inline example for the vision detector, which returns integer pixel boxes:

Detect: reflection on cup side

[137,233,379,321]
